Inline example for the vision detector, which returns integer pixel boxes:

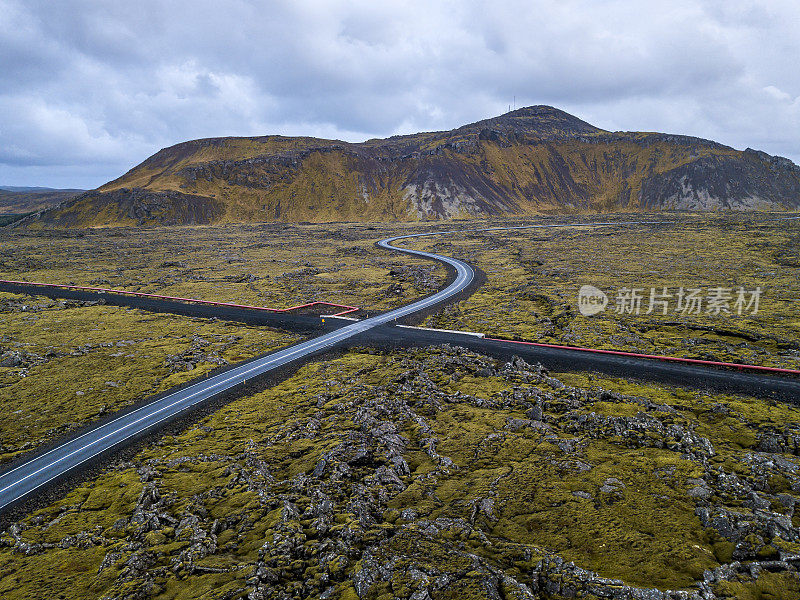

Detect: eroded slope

[23,107,800,227]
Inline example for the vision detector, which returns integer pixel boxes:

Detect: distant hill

[0,188,86,217]
[0,186,84,193]
[21,106,800,227]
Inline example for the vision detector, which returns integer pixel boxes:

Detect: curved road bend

[0,231,475,511]
[2,218,798,511]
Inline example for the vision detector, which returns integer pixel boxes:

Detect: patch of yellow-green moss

[0,294,299,463]
[1,346,798,598]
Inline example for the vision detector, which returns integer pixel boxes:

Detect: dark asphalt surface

[0,231,474,512]
[0,281,336,334]
[2,220,798,514]
[357,325,800,404]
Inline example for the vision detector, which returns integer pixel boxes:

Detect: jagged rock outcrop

[3,345,800,598]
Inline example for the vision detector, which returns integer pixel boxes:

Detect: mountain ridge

[20,106,800,227]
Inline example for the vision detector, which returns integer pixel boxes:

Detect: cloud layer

[1,0,799,188]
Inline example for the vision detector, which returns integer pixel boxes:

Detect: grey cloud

[0,0,798,188]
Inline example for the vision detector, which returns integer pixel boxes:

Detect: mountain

[22,106,800,227]
[0,188,86,216]
[0,186,85,193]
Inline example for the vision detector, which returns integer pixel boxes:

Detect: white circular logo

[578,285,608,316]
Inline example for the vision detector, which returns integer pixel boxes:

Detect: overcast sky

[1,0,799,189]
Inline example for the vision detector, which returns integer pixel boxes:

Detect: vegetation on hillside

[22,107,800,227]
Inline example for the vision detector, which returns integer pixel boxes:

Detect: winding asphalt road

[0,230,475,511]
[2,219,799,513]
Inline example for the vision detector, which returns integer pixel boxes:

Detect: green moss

[412,217,800,370]
[714,572,800,600]
[0,295,299,464]
[769,474,792,494]
[2,346,799,598]
[0,546,111,599]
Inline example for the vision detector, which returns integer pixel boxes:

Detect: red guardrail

[0,280,360,317]
[4,278,796,375]
[484,337,800,376]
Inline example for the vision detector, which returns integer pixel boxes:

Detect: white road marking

[0,220,670,509]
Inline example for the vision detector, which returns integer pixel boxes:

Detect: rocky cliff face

[24,106,800,227]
